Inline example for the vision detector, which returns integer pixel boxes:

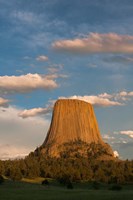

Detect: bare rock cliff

[40,99,114,159]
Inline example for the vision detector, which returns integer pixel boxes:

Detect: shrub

[109,184,122,191]
[0,175,4,184]
[58,175,70,185]
[42,179,49,185]
[92,181,100,190]
[67,181,74,189]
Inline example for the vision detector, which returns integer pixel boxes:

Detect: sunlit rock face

[40,99,114,159]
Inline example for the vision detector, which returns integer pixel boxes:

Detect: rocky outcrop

[40,99,114,159]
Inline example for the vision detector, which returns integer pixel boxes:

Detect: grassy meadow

[0,179,133,200]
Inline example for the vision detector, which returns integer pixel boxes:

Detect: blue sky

[0,0,133,159]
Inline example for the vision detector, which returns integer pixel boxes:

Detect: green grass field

[0,179,133,200]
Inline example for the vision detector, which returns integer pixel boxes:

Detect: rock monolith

[39,99,114,159]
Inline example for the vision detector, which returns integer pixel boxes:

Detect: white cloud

[98,93,113,99]
[0,106,50,160]
[0,97,9,107]
[114,151,119,158]
[128,92,133,96]
[119,91,128,97]
[103,134,115,140]
[19,91,122,119]
[19,107,52,118]
[36,55,49,62]
[18,92,121,120]
[0,73,58,94]
[120,130,133,138]
[119,91,133,97]
[18,89,133,119]
[59,95,122,107]
[95,90,133,104]
[115,90,133,102]
[52,33,133,54]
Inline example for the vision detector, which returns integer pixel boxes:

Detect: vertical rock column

[43,99,104,150]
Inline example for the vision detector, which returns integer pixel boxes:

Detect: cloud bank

[52,33,133,54]
[19,93,122,119]
[19,89,133,118]
[59,95,122,107]
[0,73,58,94]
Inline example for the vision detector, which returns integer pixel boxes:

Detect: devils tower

[40,99,114,159]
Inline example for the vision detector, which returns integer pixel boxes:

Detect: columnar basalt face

[44,99,103,146]
[41,99,114,158]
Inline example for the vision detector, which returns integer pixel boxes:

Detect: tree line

[0,152,133,184]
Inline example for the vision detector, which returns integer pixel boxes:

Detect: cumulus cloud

[114,151,119,158]
[114,90,133,102]
[0,73,58,94]
[19,89,133,119]
[98,93,113,99]
[36,55,49,61]
[0,97,9,107]
[52,33,133,54]
[19,93,121,119]
[111,142,133,160]
[102,131,133,159]
[96,90,133,103]
[58,89,133,107]
[19,107,52,118]
[119,91,133,97]
[0,106,50,160]
[120,130,133,138]
[59,95,122,107]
